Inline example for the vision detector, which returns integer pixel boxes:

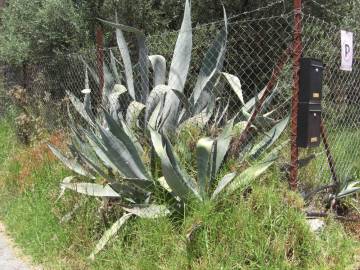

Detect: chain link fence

[1,8,359,190]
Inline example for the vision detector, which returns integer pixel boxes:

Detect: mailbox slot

[299,58,324,103]
[297,103,321,148]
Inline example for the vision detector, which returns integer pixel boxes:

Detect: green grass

[300,128,360,190]
[0,117,358,269]
[0,115,16,166]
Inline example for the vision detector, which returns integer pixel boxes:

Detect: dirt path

[0,223,40,270]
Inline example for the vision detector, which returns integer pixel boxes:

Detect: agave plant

[48,0,231,259]
[48,0,293,260]
[50,89,174,259]
[222,72,285,128]
[150,116,288,203]
[95,0,230,134]
[50,80,289,258]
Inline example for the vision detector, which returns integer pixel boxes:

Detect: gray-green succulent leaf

[123,204,171,219]
[89,213,133,260]
[126,101,145,129]
[150,128,202,202]
[222,72,245,105]
[149,55,166,86]
[192,7,228,105]
[61,182,121,197]
[336,181,360,199]
[249,115,290,159]
[48,144,94,179]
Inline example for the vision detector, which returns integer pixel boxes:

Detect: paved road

[0,223,34,270]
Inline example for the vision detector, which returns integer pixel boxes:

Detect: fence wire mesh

[1,9,359,190]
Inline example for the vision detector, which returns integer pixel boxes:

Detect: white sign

[340,30,354,71]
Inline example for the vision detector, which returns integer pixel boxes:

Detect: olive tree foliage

[0,0,89,64]
[0,0,355,64]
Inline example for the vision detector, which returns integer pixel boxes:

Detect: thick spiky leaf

[48,144,93,178]
[196,137,215,197]
[98,18,144,35]
[150,128,201,201]
[121,118,144,154]
[149,55,166,86]
[159,90,181,132]
[222,72,244,105]
[60,202,82,224]
[250,116,289,158]
[76,150,109,180]
[57,176,75,201]
[242,86,267,113]
[145,84,169,125]
[193,8,228,104]
[101,65,116,106]
[226,161,274,194]
[123,205,170,218]
[148,102,162,130]
[172,89,193,115]
[336,181,360,199]
[241,109,277,127]
[61,182,120,197]
[178,110,211,131]
[99,14,148,101]
[126,101,145,129]
[70,125,101,167]
[168,0,192,92]
[108,86,126,118]
[179,92,216,130]
[66,91,95,127]
[211,172,236,199]
[215,118,234,173]
[89,213,133,260]
[258,83,279,115]
[214,98,230,127]
[82,128,118,172]
[109,49,121,83]
[81,57,99,85]
[262,140,288,163]
[161,0,192,131]
[98,125,149,180]
[114,14,135,99]
[158,176,172,193]
[103,109,146,171]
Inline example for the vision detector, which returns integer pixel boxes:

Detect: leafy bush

[0,0,89,64]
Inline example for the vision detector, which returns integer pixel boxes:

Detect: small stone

[307,218,325,233]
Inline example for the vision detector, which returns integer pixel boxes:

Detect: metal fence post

[290,0,302,190]
[320,119,339,185]
[96,26,104,98]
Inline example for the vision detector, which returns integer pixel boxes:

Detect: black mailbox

[297,103,321,148]
[297,58,323,148]
[299,58,324,103]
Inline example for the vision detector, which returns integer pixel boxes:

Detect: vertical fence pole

[320,119,339,185]
[290,0,302,190]
[96,26,104,98]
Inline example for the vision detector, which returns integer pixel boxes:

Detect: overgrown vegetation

[0,115,358,269]
[1,0,356,64]
[0,0,360,269]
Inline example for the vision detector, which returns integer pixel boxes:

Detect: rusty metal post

[320,119,339,185]
[96,26,104,98]
[230,46,292,156]
[290,0,302,190]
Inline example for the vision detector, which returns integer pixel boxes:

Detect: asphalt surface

[0,223,33,270]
